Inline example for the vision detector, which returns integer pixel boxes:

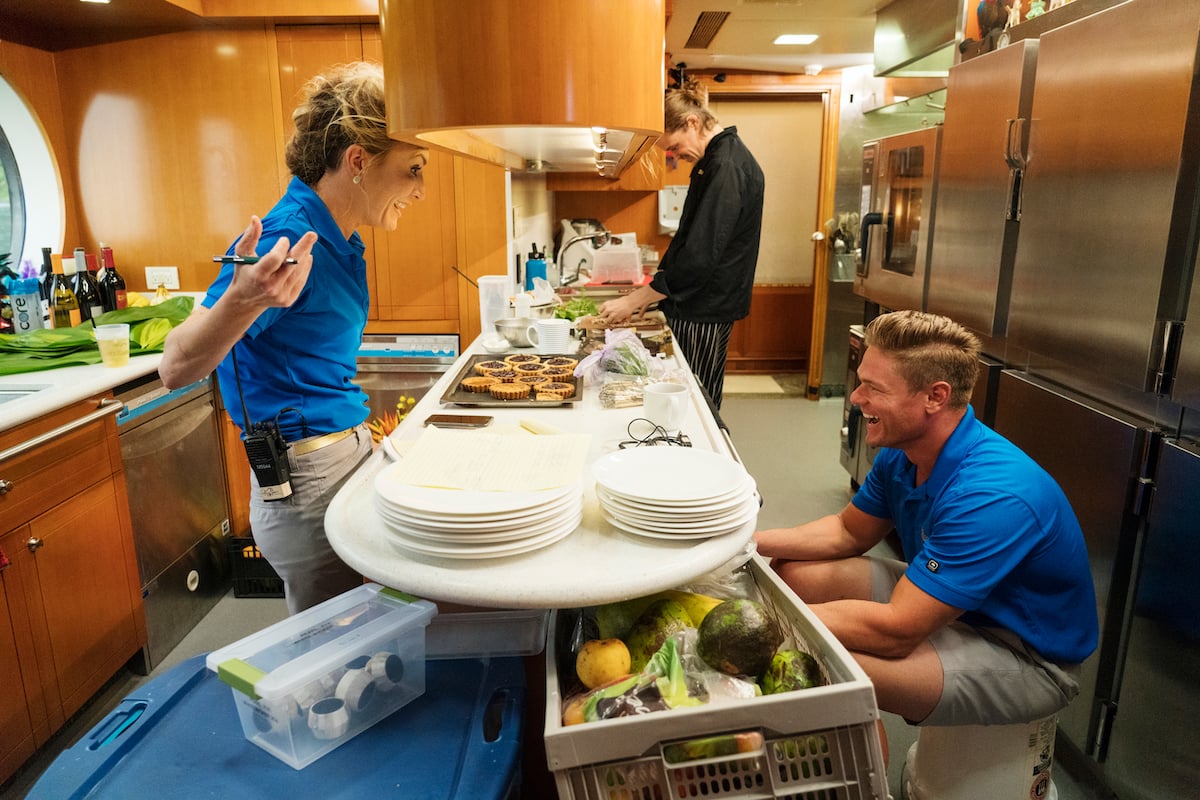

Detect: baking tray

[440,353,582,407]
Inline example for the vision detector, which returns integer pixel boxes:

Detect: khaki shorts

[870,557,1081,726]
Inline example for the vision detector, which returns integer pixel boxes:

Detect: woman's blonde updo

[664,77,719,133]
[285,62,395,186]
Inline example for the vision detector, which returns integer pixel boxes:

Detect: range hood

[380,0,665,177]
[874,0,967,77]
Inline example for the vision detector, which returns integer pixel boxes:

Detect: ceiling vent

[685,11,731,49]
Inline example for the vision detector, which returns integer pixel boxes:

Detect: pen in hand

[212,255,299,265]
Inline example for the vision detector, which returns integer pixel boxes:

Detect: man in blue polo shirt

[755,310,1097,727]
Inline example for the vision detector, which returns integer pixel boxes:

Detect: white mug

[526,318,572,355]
[643,382,688,434]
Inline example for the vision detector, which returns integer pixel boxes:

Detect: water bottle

[524,243,547,291]
[8,276,45,333]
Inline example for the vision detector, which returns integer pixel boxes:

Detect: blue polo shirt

[204,177,370,441]
[852,406,1098,664]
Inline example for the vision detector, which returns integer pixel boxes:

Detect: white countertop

[0,354,163,433]
[325,338,758,609]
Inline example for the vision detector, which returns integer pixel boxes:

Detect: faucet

[557,230,611,287]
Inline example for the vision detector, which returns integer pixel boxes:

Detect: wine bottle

[40,246,54,324]
[52,254,81,329]
[72,247,104,322]
[99,245,127,312]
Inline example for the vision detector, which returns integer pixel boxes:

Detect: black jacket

[650,127,765,322]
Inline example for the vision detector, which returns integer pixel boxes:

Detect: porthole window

[0,75,65,270]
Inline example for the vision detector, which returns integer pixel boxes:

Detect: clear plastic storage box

[426,608,549,659]
[206,583,437,769]
[543,557,889,800]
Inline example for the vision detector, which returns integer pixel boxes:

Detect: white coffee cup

[643,382,688,434]
[526,318,572,355]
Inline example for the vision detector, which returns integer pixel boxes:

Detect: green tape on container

[379,587,421,604]
[217,658,267,699]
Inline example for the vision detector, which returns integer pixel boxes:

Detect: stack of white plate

[373,463,583,559]
[592,448,758,540]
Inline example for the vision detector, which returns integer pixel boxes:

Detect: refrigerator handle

[1004,118,1029,170]
[860,212,883,276]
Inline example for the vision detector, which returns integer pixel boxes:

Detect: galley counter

[324,337,758,609]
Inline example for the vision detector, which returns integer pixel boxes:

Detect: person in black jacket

[598,79,764,408]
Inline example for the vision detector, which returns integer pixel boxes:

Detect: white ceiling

[665,0,887,75]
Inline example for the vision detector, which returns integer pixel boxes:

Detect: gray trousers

[249,425,372,615]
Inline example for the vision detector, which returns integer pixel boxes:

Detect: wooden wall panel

[727,285,813,374]
[0,40,78,254]
[53,27,283,292]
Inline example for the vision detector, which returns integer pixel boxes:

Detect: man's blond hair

[864,311,981,408]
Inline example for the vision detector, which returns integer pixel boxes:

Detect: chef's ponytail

[664,77,719,133]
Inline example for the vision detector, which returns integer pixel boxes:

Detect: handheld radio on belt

[231,344,292,501]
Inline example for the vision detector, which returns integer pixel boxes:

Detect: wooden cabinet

[0,585,36,786]
[278,25,508,335]
[0,397,145,786]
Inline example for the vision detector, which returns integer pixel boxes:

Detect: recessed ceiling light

[774,34,819,46]
[80,0,111,4]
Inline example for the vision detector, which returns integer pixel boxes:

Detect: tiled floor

[4,383,1117,799]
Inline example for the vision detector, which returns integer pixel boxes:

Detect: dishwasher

[355,334,459,421]
[115,373,231,673]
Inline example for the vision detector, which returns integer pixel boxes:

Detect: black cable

[618,417,691,448]
[230,344,253,433]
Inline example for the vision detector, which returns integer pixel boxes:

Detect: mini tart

[516,375,550,386]
[513,362,547,376]
[461,376,498,393]
[541,366,574,380]
[504,354,541,366]
[489,381,531,400]
[543,356,578,369]
[486,369,518,382]
[537,381,575,399]
[474,359,508,375]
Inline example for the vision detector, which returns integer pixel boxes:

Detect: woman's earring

[353,174,362,185]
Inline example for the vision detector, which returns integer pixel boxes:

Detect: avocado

[624,598,692,672]
[696,598,783,678]
[761,649,822,694]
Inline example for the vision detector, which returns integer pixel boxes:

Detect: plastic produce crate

[543,556,889,800]
[227,533,284,598]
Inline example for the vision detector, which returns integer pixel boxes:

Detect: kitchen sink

[0,384,52,405]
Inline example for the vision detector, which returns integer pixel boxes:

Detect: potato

[575,638,632,689]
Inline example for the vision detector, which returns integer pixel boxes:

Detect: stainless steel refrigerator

[935,0,1200,794]
[927,40,1038,342]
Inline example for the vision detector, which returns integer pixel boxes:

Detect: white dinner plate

[377,497,583,543]
[595,482,756,520]
[592,448,752,504]
[601,493,759,534]
[384,511,582,559]
[375,462,579,516]
[601,509,750,541]
[374,489,580,530]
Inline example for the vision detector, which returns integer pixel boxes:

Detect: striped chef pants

[666,317,734,409]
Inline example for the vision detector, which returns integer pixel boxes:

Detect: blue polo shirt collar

[286,176,364,258]
[921,405,982,496]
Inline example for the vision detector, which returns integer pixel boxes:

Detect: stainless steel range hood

[380,0,665,177]
[874,0,967,77]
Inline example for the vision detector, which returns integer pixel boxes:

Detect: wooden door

[28,478,139,720]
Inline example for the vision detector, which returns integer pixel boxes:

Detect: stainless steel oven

[356,334,460,422]
[856,126,942,312]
